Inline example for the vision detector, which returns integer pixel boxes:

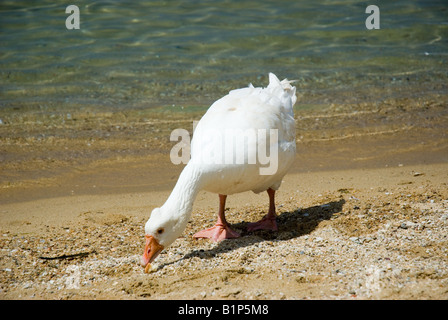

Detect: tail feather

[268,72,282,88]
[268,72,296,89]
[267,72,297,109]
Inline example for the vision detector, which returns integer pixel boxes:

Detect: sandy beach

[1,94,447,299]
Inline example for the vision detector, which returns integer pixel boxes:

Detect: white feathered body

[191,73,297,195]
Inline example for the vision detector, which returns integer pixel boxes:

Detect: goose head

[141,206,187,269]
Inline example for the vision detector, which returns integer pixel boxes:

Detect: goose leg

[193,194,240,242]
[247,188,278,232]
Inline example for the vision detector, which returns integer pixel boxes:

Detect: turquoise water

[1,0,447,110]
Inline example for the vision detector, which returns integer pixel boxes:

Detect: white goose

[141,73,297,271]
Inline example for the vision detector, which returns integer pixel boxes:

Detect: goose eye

[157,228,164,235]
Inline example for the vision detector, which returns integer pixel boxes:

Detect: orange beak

[141,235,164,270]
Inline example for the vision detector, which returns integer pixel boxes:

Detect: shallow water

[1,0,447,111]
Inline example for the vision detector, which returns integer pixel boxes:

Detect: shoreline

[1,93,447,205]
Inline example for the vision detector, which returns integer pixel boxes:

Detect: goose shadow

[157,198,345,269]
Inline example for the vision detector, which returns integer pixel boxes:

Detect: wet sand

[1,93,447,299]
